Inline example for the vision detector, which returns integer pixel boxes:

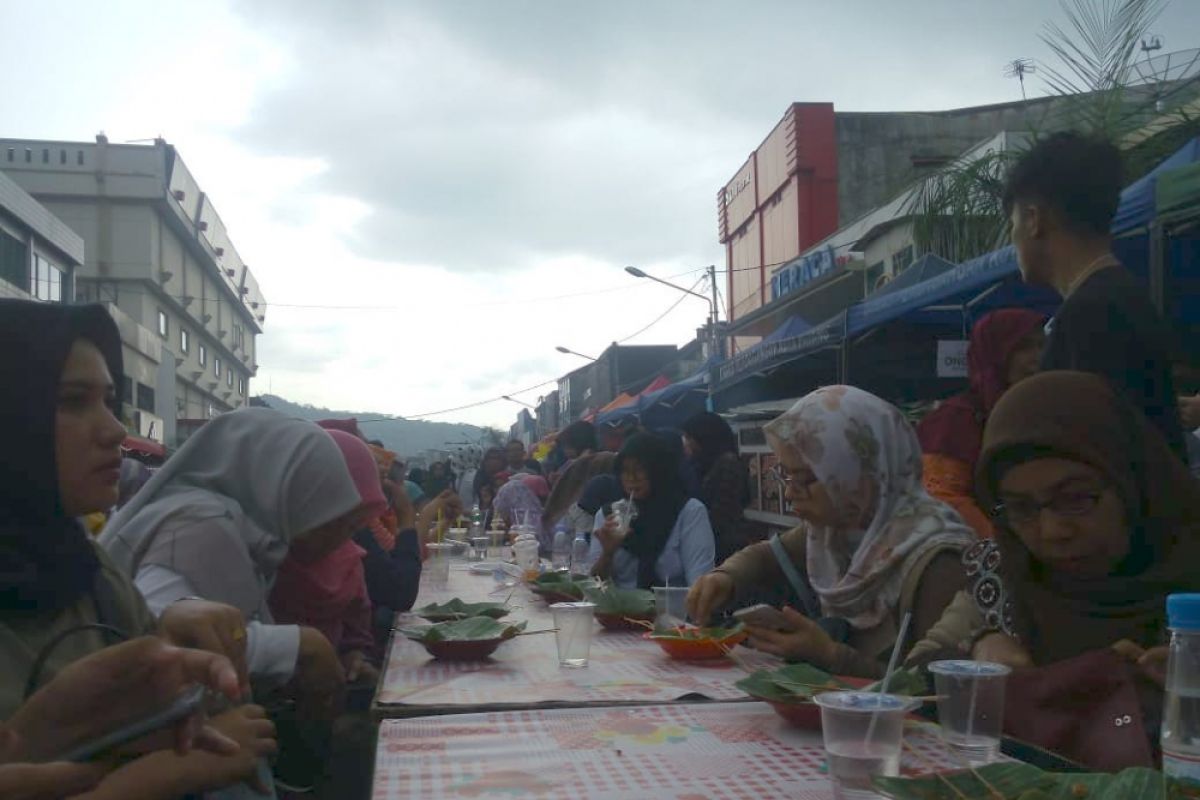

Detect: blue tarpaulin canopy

[1112,136,1200,235]
[595,363,713,428]
[868,253,957,298]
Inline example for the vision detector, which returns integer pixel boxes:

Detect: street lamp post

[624,264,723,411]
[554,345,597,361]
[500,395,536,409]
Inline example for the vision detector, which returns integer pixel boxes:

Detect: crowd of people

[1,130,1197,797]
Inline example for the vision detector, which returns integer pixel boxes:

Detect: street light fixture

[501,395,536,409]
[555,345,597,361]
[623,265,716,323]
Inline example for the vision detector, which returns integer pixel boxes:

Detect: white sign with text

[937,340,969,378]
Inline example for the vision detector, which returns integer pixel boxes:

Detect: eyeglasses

[991,487,1107,528]
[768,464,818,494]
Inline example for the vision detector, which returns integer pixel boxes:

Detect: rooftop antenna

[1141,34,1164,55]
[1003,58,1037,100]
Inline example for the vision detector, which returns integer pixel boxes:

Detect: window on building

[32,255,64,303]
[0,230,29,293]
[180,328,190,354]
[233,323,244,350]
[214,357,221,378]
[122,376,133,405]
[238,377,246,395]
[226,369,233,388]
[893,245,915,275]
[198,344,207,367]
[136,383,155,413]
[157,309,168,338]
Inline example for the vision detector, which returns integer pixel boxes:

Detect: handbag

[1002,648,1157,771]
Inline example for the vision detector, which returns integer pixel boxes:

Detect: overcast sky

[4,0,1198,427]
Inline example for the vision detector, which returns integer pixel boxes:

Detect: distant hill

[256,394,491,459]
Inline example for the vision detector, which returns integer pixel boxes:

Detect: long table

[372,563,784,719]
[373,702,970,800]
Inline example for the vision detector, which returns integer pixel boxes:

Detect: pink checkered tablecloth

[373,566,783,717]
[373,702,970,800]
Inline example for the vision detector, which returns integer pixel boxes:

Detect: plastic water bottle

[570,528,591,575]
[551,523,572,572]
[470,503,482,530]
[1162,593,1200,784]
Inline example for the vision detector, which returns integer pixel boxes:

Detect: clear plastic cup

[814,691,919,800]
[550,602,596,667]
[426,543,453,588]
[653,586,690,631]
[469,535,489,561]
[928,660,1011,765]
[487,529,505,560]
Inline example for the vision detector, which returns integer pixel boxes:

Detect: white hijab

[100,408,361,618]
[764,386,974,629]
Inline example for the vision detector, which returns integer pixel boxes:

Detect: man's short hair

[1002,131,1123,237]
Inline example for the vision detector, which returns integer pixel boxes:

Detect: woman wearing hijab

[493,474,551,547]
[471,447,507,505]
[588,433,715,589]
[917,308,1045,537]
[0,299,275,796]
[100,408,355,713]
[688,386,975,678]
[681,412,751,562]
[909,371,1200,768]
[269,430,383,685]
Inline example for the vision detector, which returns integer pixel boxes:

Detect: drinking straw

[865,610,912,745]
[436,508,443,544]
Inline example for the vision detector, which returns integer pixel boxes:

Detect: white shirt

[589,498,715,589]
[136,564,300,685]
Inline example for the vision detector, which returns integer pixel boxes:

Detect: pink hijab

[268,429,383,655]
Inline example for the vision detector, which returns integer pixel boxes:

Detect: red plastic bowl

[644,630,749,661]
[422,638,505,661]
[763,698,823,730]
[595,612,654,631]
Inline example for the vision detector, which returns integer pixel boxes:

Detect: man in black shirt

[1004,132,1185,459]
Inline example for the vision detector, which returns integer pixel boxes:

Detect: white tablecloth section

[373,702,971,800]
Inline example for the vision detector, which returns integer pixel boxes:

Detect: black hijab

[681,412,749,506]
[615,432,689,589]
[0,300,123,615]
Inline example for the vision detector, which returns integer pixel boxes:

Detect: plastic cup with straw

[814,611,918,798]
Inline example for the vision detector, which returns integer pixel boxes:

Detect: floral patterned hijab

[764,386,975,629]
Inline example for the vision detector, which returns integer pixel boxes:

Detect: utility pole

[707,264,721,359]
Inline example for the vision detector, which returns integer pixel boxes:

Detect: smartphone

[58,684,208,763]
[734,604,801,632]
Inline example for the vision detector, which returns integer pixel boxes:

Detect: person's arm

[921,453,993,538]
[904,590,983,668]
[714,525,806,599]
[677,500,716,585]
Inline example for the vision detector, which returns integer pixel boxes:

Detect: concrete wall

[834,96,1068,225]
[862,221,917,282]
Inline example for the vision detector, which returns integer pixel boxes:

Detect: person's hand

[384,478,416,530]
[972,632,1034,669]
[417,491,464,541]
[292,627,345,719]
[686,572,736,626]
[340,650,378,684]
[158,598,249,692]
[191,705,277,795]
[593,515,624,556]
[7,637,241,763]
[744,607,837,668]
[1112,639,1168,687]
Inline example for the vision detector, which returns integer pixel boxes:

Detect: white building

[1,135,266,445]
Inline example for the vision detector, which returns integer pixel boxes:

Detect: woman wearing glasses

[912,369,1200,672]
[687,386,974,678]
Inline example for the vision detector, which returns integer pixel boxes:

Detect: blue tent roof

[846,247,1020,335]
[1112,136,1200,235]
[762,314,812,344]
[595,363,712,427]
[868,253,957,298]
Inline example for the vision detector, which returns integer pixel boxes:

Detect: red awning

[123,435,166,460]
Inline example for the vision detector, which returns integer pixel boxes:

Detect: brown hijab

[541,452,616,530]
[976,371,1200,664]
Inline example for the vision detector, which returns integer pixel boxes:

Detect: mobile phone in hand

[734,604,801,633]
[57,684,208,763]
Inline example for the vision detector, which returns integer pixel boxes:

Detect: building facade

[718,97,1081,332]
[556,344,680,423]
[1,136,266,444]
